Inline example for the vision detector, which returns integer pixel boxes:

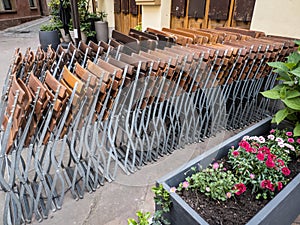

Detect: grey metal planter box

[157,117,300,225]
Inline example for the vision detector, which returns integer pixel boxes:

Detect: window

[0,0,13,10]
[29,0,36,8]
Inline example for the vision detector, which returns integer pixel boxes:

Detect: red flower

[259,146,270,154]
[277,182,283,191]
[232,150,239,157]
[265,159,275,168]
[239,140,250,150]
[234,183,246,195]
[266,182,275,192]
[268,154,277,160]
[256,152,265,161]
[277,159,285,167]
[260,180,270,189]
[246,147,255,153]
[281,167,291,176]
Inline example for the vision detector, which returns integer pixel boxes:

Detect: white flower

[258,136,265,143]
[278,143,285,148]
[267,134,275,140]
[284,143,295,151]
[243,135,250,140]
[276,137,284,143]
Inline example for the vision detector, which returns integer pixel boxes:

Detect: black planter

[39,30,60,51]
[157,117,300,225]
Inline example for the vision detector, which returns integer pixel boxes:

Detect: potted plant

[39,22,61,51]
[92,11,108,43]
[261,40,300,136]
[156,117,300,225]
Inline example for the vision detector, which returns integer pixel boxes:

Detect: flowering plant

[228,132,291,199]
[173,128,299,201]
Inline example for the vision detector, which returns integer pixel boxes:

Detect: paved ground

[0,18,298,225]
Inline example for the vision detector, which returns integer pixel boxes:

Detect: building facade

[0,0,49,30]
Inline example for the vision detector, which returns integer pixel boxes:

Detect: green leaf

[280,86,287,99]
[283,81,296,86]
[287,52,300,65]
[273,108,289,124]
[286,89,300,99]
[277,70,291,81]
[294,122,300,137]
[294,40,300,46]
[285,62,297,70]
[290,67,300,78]
[283,98,300,110]
[261,89,280,99]
[268,62,289,72]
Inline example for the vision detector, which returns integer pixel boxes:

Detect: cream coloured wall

[141,0,172,30]
[251,0,300,39]
[97,0,115,35]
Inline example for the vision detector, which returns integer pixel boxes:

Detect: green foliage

[151,184,171,225]
[134,23,142,31]
[40,23,59,31]
[261,41,300,136]
[128,211,151,225]
[178,162,238,201]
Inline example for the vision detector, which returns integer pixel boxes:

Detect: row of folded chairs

[0,27,296,224]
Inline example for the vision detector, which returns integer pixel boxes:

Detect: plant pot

[39,30,60,51]
[157,117,300,225]
[94,21,108,43]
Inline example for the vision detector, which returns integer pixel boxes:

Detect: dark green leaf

[268,62,289,72]
[283,98,300,110]
[294,122,300,137]
[286,89,300,99]
[261,89,280,99]
[274,108,289,124]
[286,113,298,121]
[290,67,300,78]
[276,70,292,81]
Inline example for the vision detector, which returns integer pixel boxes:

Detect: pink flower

[256,152,265,161]
[268,154,277,160]
[286,131,293,136]
[260,180,270,189]
[277,182,283,191]
[182,181,189,188]
[278,143,285,148]
[267,134,275,140]
[270,129,275,134]
[170,187,176,193]
[277,159,285,167]
[234,183,246,195]
[226,192,232,198]
[265,159,275,168]
[239,140,250,150]
[276,137,284,143]
[281,167,291,176]
[259,146,270,154]
[266,182,275,191]
[232,150,239,157]
[297,139,300,144]
[246,147,255,153]
[250,174,255,179]
[288,138,294,143]
[223,167,227,171]
[212,162,219,170]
